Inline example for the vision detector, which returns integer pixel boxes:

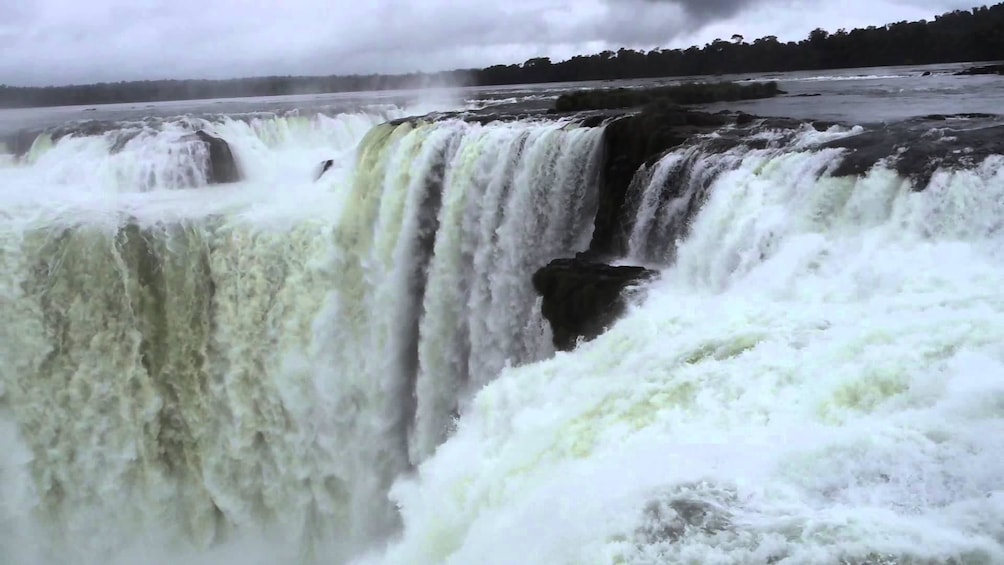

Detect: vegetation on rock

[552,81,782,113]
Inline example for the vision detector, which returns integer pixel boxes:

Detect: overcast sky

[0,0,984,86]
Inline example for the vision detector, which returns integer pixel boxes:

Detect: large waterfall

[366,132,1004,565]
[0,108,602,563]
[2,103,1003,565]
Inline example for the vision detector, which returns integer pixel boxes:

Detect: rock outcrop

[532,258,658,351]
[552,81,783,113]
[589,106,733,257]
[2,129,41,159]
[316,159,335,180]
[821,118,1004,187]
[194,130,241,184]
[954,64,1004,76]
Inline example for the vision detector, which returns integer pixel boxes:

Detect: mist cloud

[0,0,976,87]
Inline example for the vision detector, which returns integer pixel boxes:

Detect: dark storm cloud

[640,0,760,19]
[0,0,975,87]
[592,0,764,43]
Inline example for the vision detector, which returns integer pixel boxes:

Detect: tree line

[2,3,1002,109]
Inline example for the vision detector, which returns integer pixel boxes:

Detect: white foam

[364,153,1004,565]
[4,105,1003,564]
[0,110,604,563]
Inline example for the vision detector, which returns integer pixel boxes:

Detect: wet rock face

[954,64,1004,76]
[2,129,40,158]
[590,108,732,258]
[532,258,658,351]
[822,118,1004,188]
[531,107,748,348]
[552,81,783,113]
[194,130,241,184]
[636,497,732,546]
[315,159,335,180]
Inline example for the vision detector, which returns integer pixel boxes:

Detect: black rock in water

[954,64,1004,76]
[316,159,335,180]
[533,258,658,351]
[194,130,241,184]
[552,81,782,113]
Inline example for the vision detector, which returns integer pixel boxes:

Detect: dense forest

[1,3,1002,109]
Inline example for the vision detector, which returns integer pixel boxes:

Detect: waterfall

[3,104,1002,565]
[0,112,603,563]
[362,132,1004,565]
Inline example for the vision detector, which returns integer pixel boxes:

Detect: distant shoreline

[2,59,999,112]
[2,3,1002,110]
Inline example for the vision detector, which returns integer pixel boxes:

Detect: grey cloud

[654,0,758,19]
[0,0,972,87]
[588,0,765,45]
[606,0,761,22]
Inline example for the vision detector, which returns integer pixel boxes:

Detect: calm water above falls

[3,61,1003,136]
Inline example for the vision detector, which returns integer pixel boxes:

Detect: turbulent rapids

[1,99,1003,565]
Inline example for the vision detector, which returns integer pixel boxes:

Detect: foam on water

[2,100,1003,565]
[0,106,603,563]
[361,150,1004,564]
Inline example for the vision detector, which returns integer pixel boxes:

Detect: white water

[362,140,1004,564]
[2,106,1002,565]
[0,107,602,563]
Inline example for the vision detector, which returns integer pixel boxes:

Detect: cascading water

[360,127,1004,565]
[0,108,603,563]
[2,99,1003,565]
[9,109,401,194]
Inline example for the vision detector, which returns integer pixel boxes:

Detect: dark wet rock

[588,107,732,257]
[194,130,241,184]
[578,107,816,259]
[579,114,607,128]
[1,129,41,158]
[391,110,555,127]
[51,120,120,141]
[532,258,658,351]
[316,159,334,180]
[633,483,737,553]
[791,93,823,97]
[954,64,1004,76]
[4,121,149,158]
[812,120,838,131]
[636,498,732,545]
[823,119,1004,188]
[552,81,782,113]
[109,130,145,153]
[921,71,933,76]
[920,112,996,121]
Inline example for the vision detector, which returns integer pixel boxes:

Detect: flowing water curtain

[325,117,605,479]
[0,109,424,560]
[410,121,603,463]
[1,222,221,552]
[373,143,1004,565]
